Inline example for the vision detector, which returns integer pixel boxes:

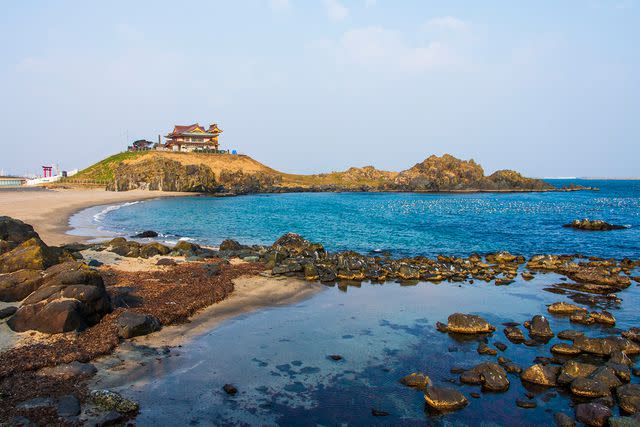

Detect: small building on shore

[0,176,27,187]
[164,123,223,152]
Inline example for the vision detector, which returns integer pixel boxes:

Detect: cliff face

[100,152,553,194]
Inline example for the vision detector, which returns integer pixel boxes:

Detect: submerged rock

[223,384,238,395]
[504,325,526,343]
[399,372,431,389]
[132,230,158,238]
[424,386,468,411]
[90,389,139,414]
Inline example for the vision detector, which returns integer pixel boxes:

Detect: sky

[1,0,638,178]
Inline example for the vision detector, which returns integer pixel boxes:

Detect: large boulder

[0,238,64,274]
[7,262,112,333]
[558,361,598,385]
[0,216,40,249]
[116,311,161,339]
[139,242,171,258]
[0,269,44,302]
[440,313,496,334]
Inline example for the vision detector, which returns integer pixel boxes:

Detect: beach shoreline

[0,188,194,246]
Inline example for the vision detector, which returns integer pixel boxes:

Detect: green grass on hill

[72,151,151,182]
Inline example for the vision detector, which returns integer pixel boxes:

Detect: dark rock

[609,417,640,427]
[622,328,640,343]
[558,361,599,385]
[132,230,158,238]
[223,384,238,395]
[399,372,430,389]
[57,394,81,417]
[550,343,581,356]
[371,409,389,416]
[590,310,616,325]
[470,392,481,398]
[573,336,640,356]
[477,342,497,355]
[0,237,65,274]
[173,240,202,256]
[87,259,104,267]
[516,398,537,409]
[328,354,343,361]
[0,216,40,246]
[444,313,496,334]
[607,362,632,383]
[521,364,560,386]
[557,330,585,341]
[89,410,125,427]
[563,219,626,231]
[548,301,587,314]
[423,386,468,411]
[460,362,509,392]
[525,314,554,340]
[570,377,611,398]
[90,389,139,413]
[494,341,507,351]
[0,305,17,319]
[116,311,161,339]
[156,258,177,266]
[0,269,44,302]
[554,412,576,427]
[575,402,612,427]
[7,262,111,333]
[139,242,171,258]
[617,384,640,414]
[220,239,244,251]
[504,325,526,343]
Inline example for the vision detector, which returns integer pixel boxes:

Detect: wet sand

[0,188,192,246]
[91,274,323,389]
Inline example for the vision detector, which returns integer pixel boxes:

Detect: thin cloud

[324,0,349,22]
[423,16,468,32]
[269,0,291,11]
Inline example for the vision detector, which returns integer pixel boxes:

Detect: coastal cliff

[73,151,553,194]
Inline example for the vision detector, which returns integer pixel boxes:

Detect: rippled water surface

[76,180,640,426]
[73,179,640,258]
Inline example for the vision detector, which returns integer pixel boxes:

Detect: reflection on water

[102,272,640,426]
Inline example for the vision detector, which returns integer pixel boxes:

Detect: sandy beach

[0,188,192,246]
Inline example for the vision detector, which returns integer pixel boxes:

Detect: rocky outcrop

[7,262,112,333]
[0,216,40,253]
[438,313,496,335]
[103,153,555,194]
[563,219,626,231]
[108,158,219,192]
[0,269,44,302]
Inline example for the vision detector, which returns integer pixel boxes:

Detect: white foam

[92,201,140,222]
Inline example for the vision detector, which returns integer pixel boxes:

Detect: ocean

[69,180,640,426]
[71,179,640,259]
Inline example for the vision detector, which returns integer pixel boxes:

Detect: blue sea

[70,180,640,426]
[71,179,640,259]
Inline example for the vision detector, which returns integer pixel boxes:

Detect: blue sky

[1,0,638,177]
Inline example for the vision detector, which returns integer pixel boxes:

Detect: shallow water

[69,179,640,259]
[105,271,640,426]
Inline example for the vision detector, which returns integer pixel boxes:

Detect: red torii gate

[42,166,53,177]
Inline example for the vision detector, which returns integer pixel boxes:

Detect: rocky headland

[62,151,575,195]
